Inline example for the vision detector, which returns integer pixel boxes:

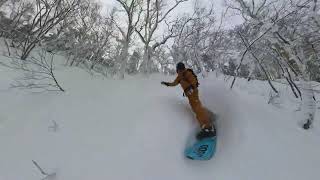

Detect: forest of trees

[1,0,318,80]
[0,0,319,80]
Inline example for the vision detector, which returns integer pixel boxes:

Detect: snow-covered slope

[0,55,319,180]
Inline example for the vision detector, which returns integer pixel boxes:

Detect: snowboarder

[161,62,216,140]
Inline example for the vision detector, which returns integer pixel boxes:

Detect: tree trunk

[142,45,152,75]
[192,38,208,77]
[118,43,129,79]
[300,79,316,129]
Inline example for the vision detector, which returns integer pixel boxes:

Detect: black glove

[161,81,169,86]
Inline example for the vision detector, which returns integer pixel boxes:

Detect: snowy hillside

[0,54,320,180]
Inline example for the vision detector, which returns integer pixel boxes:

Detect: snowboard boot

[196,125,216,140]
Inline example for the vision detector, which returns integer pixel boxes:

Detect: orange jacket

[167,69,198,92]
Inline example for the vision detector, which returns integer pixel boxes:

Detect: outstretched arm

[161,75,181,87]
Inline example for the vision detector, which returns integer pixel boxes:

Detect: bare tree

[171,1,221,77]
[112,0,142,79]
[238,31,278,93]
[0,0,34,40]
[135,0,188,74]
[17,0,80,60]
[226,0,319,128]
[49,0,116,75]
[8,50,65,92]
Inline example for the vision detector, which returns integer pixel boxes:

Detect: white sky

[98,0,243,29]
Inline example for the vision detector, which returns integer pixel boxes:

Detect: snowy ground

[0,54,320,180]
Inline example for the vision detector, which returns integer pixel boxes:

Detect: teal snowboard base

[185,136,217,160]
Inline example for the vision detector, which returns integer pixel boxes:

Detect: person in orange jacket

[161,62,216,140]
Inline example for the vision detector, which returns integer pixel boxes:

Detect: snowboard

[185,136,217,160]
[184,109,217,160]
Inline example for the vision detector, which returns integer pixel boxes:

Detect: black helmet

[176,62,185,72]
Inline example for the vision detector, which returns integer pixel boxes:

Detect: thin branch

[238,32,278,93]
[32,160,48,176]
[158,0,188,23]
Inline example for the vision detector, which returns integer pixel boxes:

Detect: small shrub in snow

[8,50,65,92]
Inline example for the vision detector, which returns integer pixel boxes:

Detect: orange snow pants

[187,89,211,129]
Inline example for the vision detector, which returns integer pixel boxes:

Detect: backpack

[183,68,199,88]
